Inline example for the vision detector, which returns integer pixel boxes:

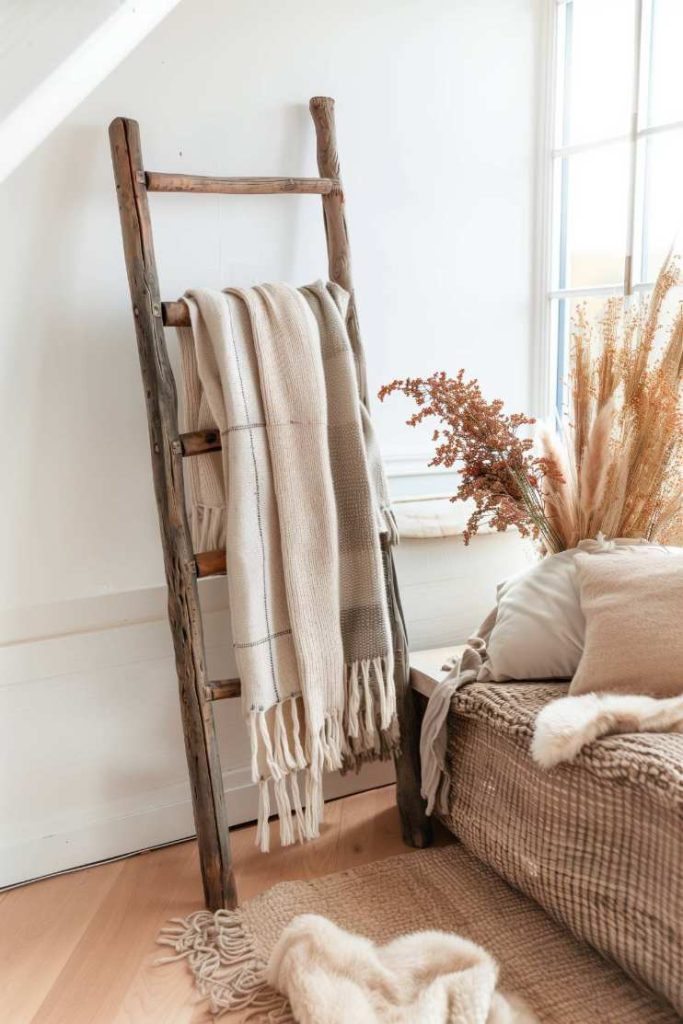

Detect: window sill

[392,497,497,540]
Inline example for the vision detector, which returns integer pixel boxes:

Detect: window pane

[647,0,683,128]
[637,129,683,283]
[556,143,630,289]
[558,0,636,147]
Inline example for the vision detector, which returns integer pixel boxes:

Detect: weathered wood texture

[205,678,241,701]
[309,96,433,848]
[109,117,236,911]
[308,96,368,403]
[162,301,189,327]
[385,539,434,849]
[179,429,221,456]
[146,172,339,195]
[195,549,227,578]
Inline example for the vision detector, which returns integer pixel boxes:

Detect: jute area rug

[160,844,678,1022]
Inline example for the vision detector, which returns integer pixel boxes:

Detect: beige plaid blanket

[177,282,398,851]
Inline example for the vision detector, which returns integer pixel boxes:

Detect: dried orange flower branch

[378,370,565,551]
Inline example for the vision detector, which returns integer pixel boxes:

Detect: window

[547,0,683,412]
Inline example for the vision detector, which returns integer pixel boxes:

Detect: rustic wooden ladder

[109,96,431,912]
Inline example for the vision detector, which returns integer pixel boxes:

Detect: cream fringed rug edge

[157,845,678,1023]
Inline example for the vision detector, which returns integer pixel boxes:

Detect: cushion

[570,547,683,697]
[478,538,670,683]
[478,548,584,681]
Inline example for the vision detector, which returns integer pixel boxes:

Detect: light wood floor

[2,785,452,1024]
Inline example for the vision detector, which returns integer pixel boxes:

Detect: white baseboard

[0,577,399,889]
[0,760,394,890]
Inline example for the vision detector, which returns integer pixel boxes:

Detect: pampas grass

[541,255,683,550]
[578,398,614,538]
[538,424,579,549]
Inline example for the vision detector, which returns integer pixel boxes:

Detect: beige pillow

[570,548,683,697]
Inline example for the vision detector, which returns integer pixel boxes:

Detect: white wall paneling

[0,581,395,888]
[0,528,532,888]
[394,532,535,652]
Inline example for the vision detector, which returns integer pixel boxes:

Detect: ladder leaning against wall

[109,96,431,911]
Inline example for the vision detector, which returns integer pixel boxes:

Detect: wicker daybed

[411,648,683,1017]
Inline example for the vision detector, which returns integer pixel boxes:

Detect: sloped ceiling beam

[0,0,183,184]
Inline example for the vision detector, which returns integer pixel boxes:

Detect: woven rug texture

[159,844,678,1022]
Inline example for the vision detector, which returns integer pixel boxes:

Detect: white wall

[0,0,543,885]
[0,0,122,120]
[0,0,185,183]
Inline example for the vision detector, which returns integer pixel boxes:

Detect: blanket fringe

[156,908,291,1020]
[249,655,398,852]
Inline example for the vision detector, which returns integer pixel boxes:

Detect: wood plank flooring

[1,785,452,1024]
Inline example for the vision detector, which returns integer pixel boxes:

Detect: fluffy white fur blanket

[266,914,539,1024]
[532,691,683,768]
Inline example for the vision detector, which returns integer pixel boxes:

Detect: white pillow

[477,538,664,682]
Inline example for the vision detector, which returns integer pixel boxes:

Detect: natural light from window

[550,0,683,410]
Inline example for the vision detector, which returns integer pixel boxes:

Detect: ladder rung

[205,677,241,701]
[146,172,339,196]
[163,301,189,327]
[180,429,222,456]
[195,534,387,578]
[196,549,226,577]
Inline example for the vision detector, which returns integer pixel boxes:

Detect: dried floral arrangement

[380,258,683,553]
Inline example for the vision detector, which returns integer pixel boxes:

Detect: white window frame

[534,0,683,419]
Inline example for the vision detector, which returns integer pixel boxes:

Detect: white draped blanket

[266,914,540,1024]
[177,281,399,851]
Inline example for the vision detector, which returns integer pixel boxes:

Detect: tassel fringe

[156,908,291,1020]
[248,655,398,852]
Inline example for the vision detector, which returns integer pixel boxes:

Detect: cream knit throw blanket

[177,281,398,851]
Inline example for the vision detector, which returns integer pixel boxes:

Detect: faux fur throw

[177,281,399,851]
[267,914,540,1024]
[532,691,683,768]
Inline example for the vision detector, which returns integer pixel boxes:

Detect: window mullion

[637,0,656,284]
[557,3,573,292]
[553,0,574,415]
[624,0,649,295]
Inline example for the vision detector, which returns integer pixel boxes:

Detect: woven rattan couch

[411,649,683,1017]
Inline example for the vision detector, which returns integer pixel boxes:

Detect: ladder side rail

[308,97,367,404]
[308,97,433,849]
[109,117,236,910]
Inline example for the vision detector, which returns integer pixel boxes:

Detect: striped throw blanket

[177,281,400,851]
